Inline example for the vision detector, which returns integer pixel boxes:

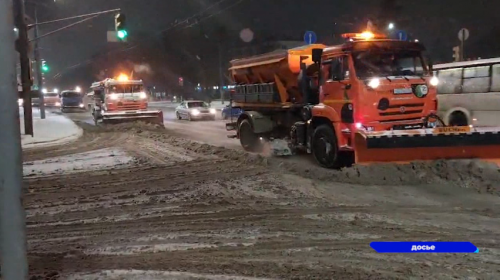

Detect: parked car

[175,100,216,121]
[221,105,243,120]
[60,90,86,112]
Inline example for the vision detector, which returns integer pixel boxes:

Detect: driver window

[329,56,349,81]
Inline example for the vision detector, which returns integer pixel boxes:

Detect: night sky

[27,0,500,90]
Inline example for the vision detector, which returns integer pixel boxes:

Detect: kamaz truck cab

[90,74,163,125]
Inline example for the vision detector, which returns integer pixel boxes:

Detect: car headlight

[139,92,147,99]
[209,108,216,114]
[191,109,200,116]
[368,78,380,89]
[55,102,61,106]
[79,103,84,108]
[430,76,439,86]
[109,93,118,100]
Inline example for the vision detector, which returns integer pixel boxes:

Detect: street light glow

[54,88,59,93]
[75,86,81,92]
[42,88,47,94]
[388,23,395,30]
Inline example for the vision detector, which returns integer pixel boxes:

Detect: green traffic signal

[41,64,49,72]
[117,30,128,39]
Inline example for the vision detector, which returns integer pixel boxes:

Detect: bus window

[437,68,462,94]
[491,64,500,91]
[462,66,490,93]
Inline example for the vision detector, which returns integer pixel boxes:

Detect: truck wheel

[239,119,261,152]
[312,124,341,169]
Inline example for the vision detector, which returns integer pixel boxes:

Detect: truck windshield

[45,93,58,97]
[109,84,143,93]
[353,50,426,79]
[62,92,80,98]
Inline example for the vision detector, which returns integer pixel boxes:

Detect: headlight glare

[430,76,439,86]
[368,78,380,89]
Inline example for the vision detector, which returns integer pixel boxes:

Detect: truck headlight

[430,76,439,86]
[109,93,118,100]
[191,109,200,116]
[79,103,84,108]
[139,92,147,99]
[209,108,216,114]
[368,78,380,89]
[55,102,61,106]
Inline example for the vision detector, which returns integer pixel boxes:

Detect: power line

[51,0,245,80]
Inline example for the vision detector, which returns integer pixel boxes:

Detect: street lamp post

[34,7,46,119]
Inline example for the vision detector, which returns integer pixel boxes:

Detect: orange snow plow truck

[225,31,500,168]
[89,75,163,125]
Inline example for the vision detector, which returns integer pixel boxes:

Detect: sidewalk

[20,107,83,149]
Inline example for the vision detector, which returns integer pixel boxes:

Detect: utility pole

[14,0,34,136]
[0,1,29,279]
[34,7,45,119]
[219,43,225,104]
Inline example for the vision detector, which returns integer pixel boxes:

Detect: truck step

[227,135,237,139]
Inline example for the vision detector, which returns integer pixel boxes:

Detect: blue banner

[370,242,479,253]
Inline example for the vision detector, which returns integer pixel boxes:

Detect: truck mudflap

[354,126,500,164]
[102,110,164,125]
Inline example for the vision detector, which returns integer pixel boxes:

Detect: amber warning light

[342,32,386,41]
[117,74,129,81]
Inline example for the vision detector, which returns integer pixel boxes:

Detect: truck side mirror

[427,56,434,74]
[312,48,323,64]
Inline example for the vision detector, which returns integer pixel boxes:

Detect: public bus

[434,58,500,126]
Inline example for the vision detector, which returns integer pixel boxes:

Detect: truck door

[321,55,352,110]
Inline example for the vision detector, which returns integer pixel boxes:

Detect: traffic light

[115,13,128,40]
[452,46,461,62]
[178,77,184,87]
[41,60,49,73]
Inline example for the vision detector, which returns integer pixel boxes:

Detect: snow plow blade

[102,110,164,125]
[354,126,500,164]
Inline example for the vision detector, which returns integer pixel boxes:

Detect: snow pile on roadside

[20,108,82,149]
[23,148,134,177]
[89,122,500,195]
[66,270,274,280]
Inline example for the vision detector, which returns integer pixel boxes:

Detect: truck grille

[117,104,142,110]
[379,103,424,117]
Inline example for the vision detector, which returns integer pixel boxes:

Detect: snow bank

[20,108,82,149]
[66,270,274,280]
